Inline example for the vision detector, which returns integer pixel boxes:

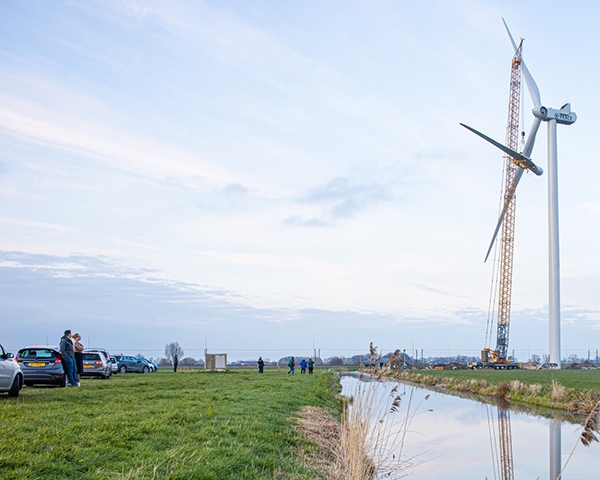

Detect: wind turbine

[503,20,576,369]
[461,20,576,369]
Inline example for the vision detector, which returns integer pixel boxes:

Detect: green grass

[0,368,341,480]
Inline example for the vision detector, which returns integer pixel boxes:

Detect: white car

[0,343,23,397]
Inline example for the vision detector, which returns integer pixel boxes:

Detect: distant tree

[568,354,579,364]
[158,357,170,366]
[530,354,541,363]
[164,342,184,363]
[180,357,197,366]
[329,356,344,366]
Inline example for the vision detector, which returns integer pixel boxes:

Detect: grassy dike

[388,368,600,414]
[0,368,342,480]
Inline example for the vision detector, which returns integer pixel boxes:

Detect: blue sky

[1,1,599,361]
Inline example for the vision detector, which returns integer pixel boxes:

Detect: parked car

[81,351,112,379]
[16,345,66,387]
[0,343,23,397]
[87,348,111,363]
[138,357,157,372]
[114,355,151,373]
[109,356,119,374]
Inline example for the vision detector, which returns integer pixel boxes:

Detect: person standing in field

[288,357,295,375]
[59,330,78,387]
[173,353,179,373]
[73,333,84,386]
[257,357,264,374]
[300,358,307,374]
[308,358,314,374]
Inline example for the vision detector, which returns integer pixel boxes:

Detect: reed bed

[392,370,600,414]
[333,344,432,479]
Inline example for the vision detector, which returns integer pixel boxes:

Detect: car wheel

[119,365,127,374]
[8,375,22,397]
[142,366,149,374]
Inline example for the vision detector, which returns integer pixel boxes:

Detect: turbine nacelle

[533,103,577,125]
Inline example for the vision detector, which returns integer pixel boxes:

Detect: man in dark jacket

[59,330,78,387]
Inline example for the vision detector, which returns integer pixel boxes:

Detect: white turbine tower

[462,20,576,369]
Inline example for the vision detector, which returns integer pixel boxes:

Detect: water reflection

[550,419,561,480]
[486,405,514,480]
[340,374,598,480]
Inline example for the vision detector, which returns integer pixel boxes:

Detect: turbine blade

[502,18,542,109]
[502,17,519,51]
[484,168,525,262]
[460,122,543,175]
[460,123,529,162]
[521,62,542,109]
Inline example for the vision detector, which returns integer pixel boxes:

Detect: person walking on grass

[59,330,78,387]
[300,358,307,374]
[308,358,314,374]
[288,357,295,375]
[173,353,179,373]
[257,357,264,374]
[73,333,84,386]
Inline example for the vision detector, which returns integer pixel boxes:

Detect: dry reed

[528,384,543,395]
[555,400,600,480]
[334,343,432,479]
[550,379,568,401]
[509,379,524,393]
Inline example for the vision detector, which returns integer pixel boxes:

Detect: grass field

[0,368,341,480]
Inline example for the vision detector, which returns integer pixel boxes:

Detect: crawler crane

[480,39,524,371]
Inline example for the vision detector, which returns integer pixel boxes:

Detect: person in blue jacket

[300,358,307,374]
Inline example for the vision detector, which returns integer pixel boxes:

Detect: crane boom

[496,40,522,361]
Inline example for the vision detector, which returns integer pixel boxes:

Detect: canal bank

[340,372,600,479]
[386,368,600,414]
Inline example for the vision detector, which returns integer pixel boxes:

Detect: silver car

[0,343,23,397]
[109,356,119,374]
[81,352,112,379]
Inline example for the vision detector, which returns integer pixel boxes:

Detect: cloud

[283,177,398,226]
[281,215,331,227]
[222,183,250,196]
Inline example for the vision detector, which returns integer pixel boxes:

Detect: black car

[114,355,151,373]
[17,346,67,387]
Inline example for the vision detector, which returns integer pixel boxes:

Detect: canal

[340,373,600,479]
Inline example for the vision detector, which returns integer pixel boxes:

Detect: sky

[1,0,599,362]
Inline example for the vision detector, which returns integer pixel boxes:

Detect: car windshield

[82,353,101,361]
[19,349,58,360]
[88,350,109,360]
